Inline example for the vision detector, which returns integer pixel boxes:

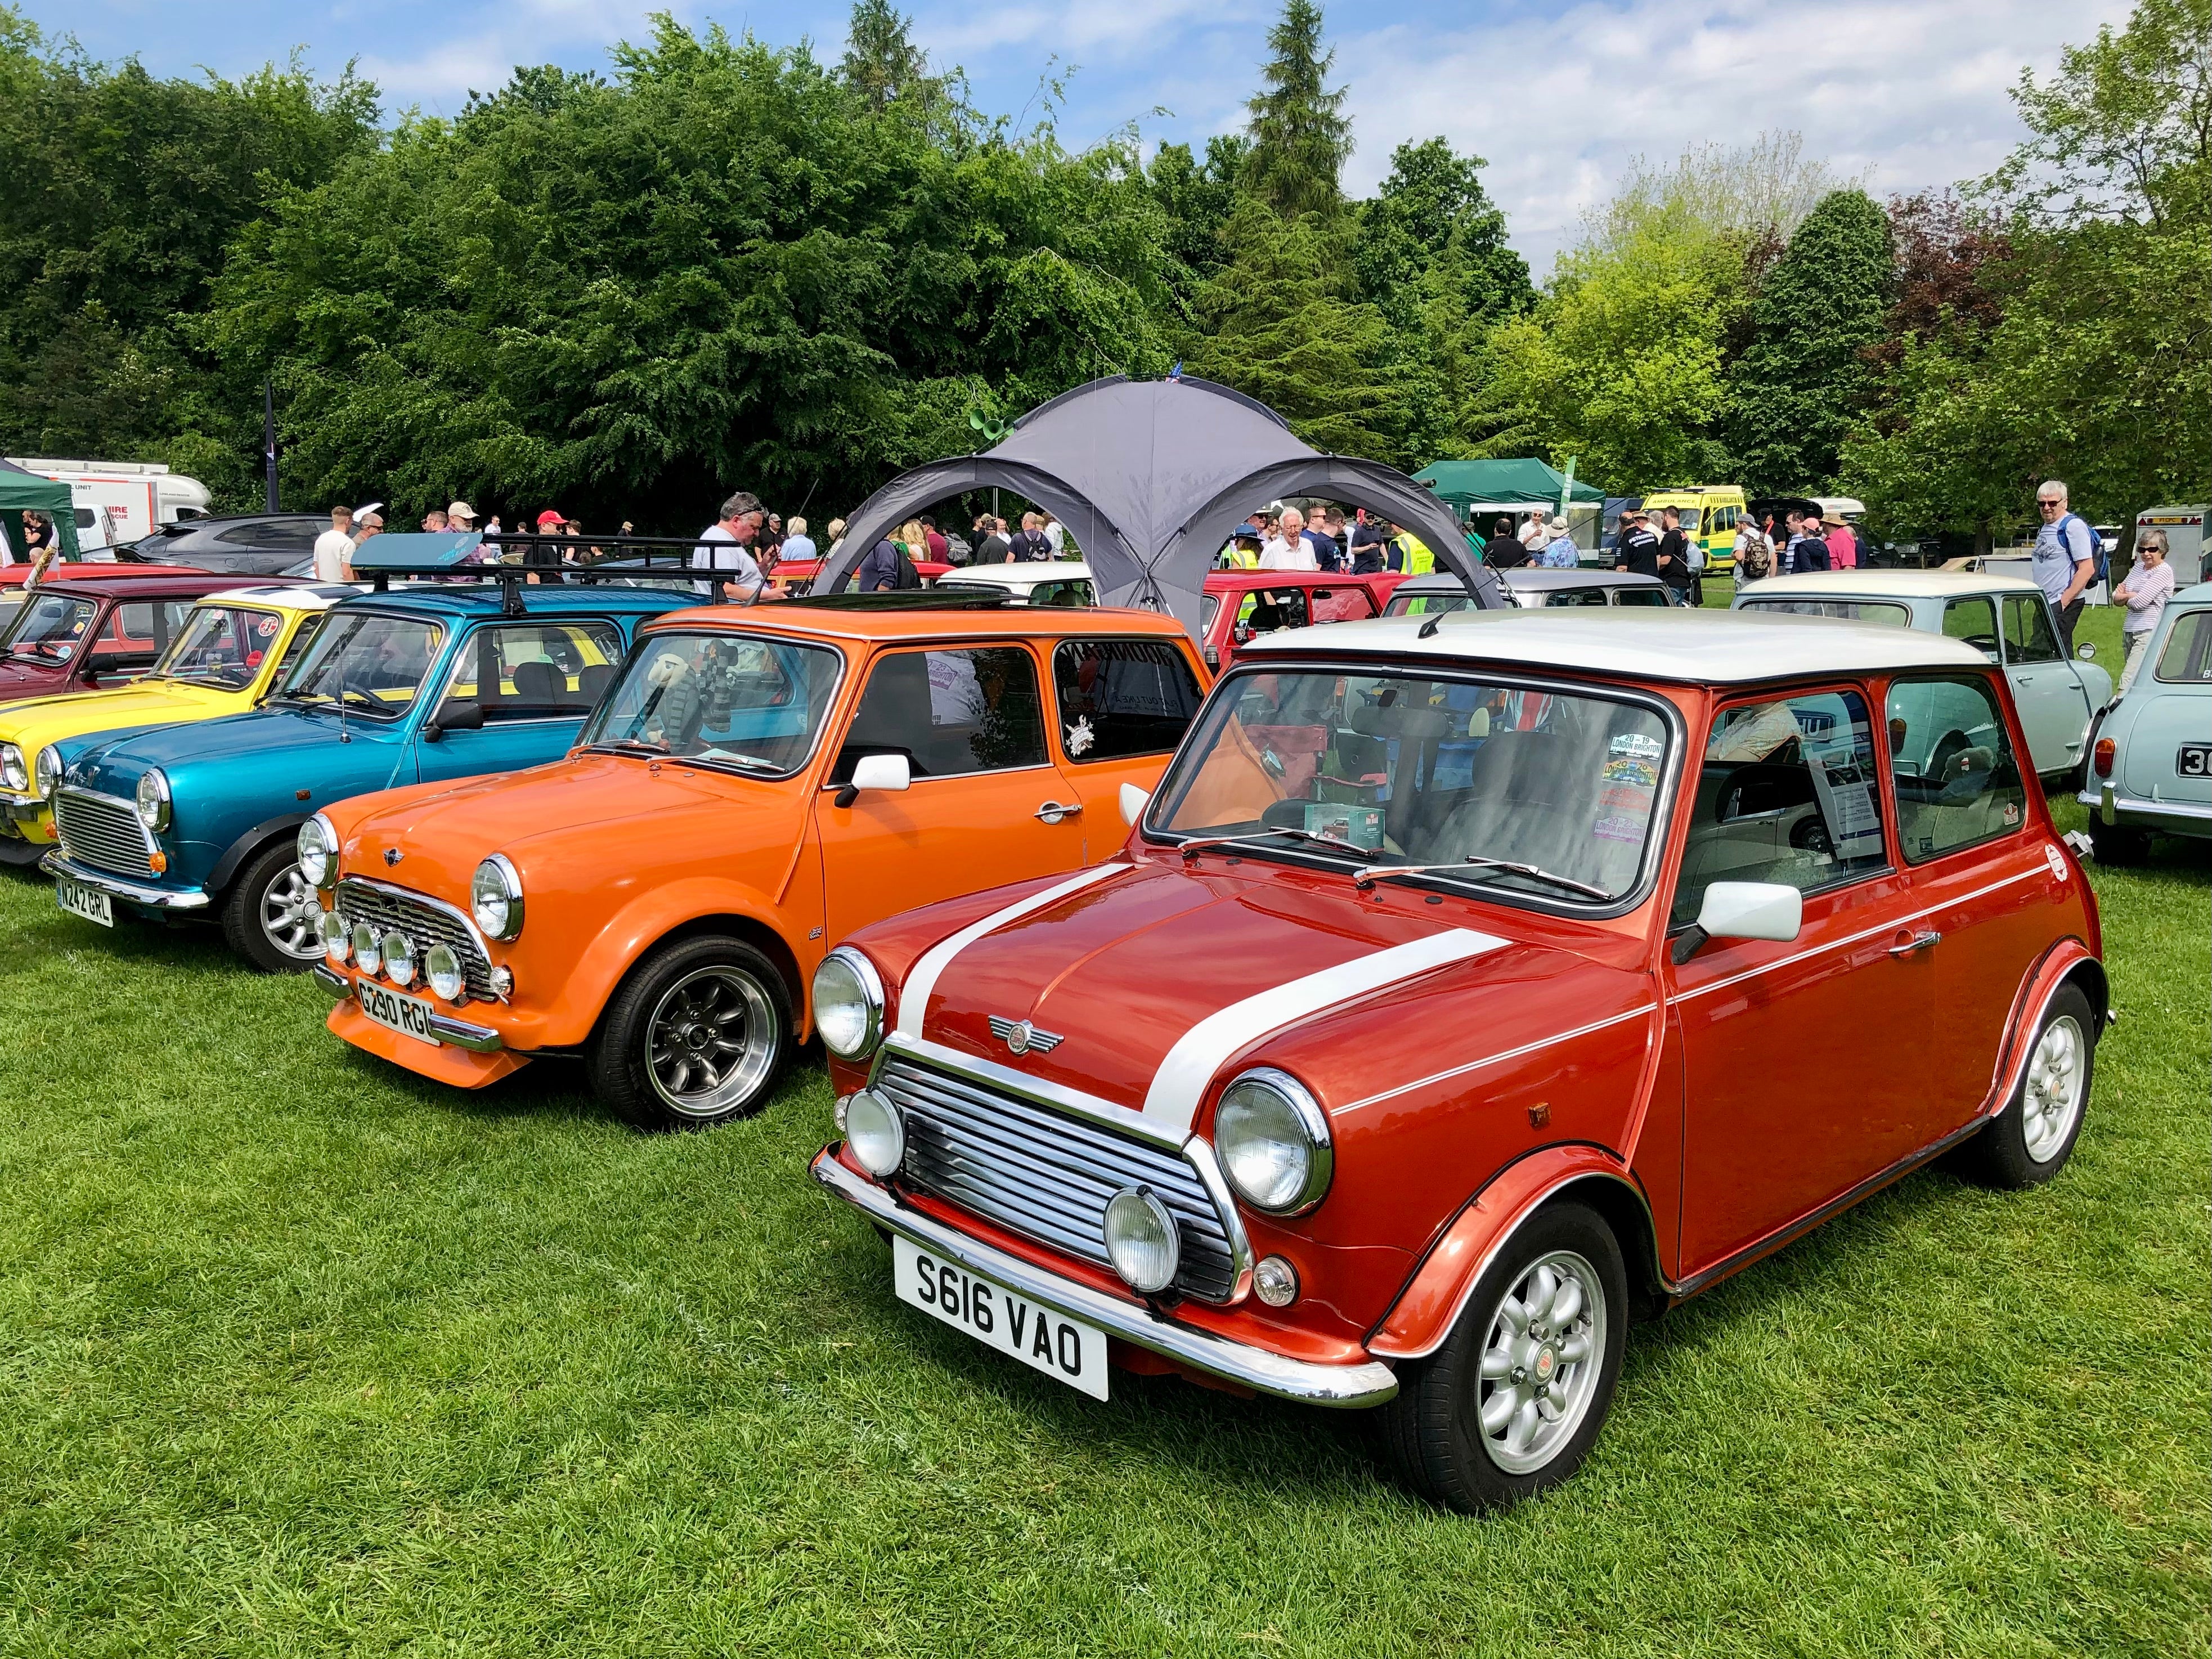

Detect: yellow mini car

[0,583,351,865]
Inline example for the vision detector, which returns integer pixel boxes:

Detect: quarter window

[834,646,1045,780]
[1886,675,2027,863]
[1673,688,1888,928]
[435,621,624,723]
[1052,640,1205,764]
[2001,594,2061,664]
[1942,596,1999,659]
[2154,610,2212,682]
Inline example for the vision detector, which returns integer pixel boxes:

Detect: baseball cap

[536,509,565,528]
[447,500,476,523]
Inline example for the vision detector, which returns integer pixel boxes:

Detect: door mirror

[1672,882,1803,964]
[1119,782,1150,827]
[424,701,484,742]
[851,752,910,793]
[2076,642,2097,661]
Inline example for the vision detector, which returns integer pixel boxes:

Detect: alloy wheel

[2021,1014,2087,1164]
[258,864,325,960]
[644,965,777,1119]
[1475,1249,1609,1474]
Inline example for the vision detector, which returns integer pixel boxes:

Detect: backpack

[2059,513,2108,584]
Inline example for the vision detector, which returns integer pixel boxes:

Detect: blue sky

[23,0,2129,268]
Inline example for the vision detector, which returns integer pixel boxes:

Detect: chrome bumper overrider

[811,1149,1400,1408]
[2082,782,2212,826]
[38,850,209,909]
[313,963,506,1053]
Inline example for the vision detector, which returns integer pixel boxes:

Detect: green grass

[2,745,2205,1654]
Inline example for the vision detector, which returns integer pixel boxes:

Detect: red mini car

[0,570,245,700]
[809,607,2105,1509]
[1199,569,1410,673]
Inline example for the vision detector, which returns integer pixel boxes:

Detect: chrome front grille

[877,1055,1240,1303]
[55,788,151,876]
[335,876,495,1000]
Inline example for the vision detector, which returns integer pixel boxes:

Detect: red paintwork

[1200,570,1408,674]
[835,656,2103,1386]
[763,557,954,595]
[0,570,245,700]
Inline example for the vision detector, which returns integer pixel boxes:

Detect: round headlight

[424,943,465,1002]
[297,813,337,889]
[471,854,523,939]
[1103,1186,1181,1294]
[351,922,382,976]
[0,743,26,792]
[844,1088,905,1178]
[319,911,351,962]
[811,947,885,1060]
[33,745,61,800]
[381,931,416,988]
[134,768,172,831]
[1213,1068,1333,1215]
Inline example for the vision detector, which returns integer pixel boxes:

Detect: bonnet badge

[988,1015,1064,1056]
[383,848,403,867]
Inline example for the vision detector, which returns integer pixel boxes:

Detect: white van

[2137,505,2206,585]
[4,458,212,553]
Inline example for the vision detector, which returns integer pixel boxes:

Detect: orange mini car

[305,594,1210,1126]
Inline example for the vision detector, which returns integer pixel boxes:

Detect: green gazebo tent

[1414,459,1604,513]
[0,459,79,559]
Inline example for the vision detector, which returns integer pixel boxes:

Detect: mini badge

[383,848,403,867]
[2003,801,2020,825]
[988,1015,1064,1056]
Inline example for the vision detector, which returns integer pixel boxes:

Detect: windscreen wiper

[1352,855,1611,901]
[582,737,670,756]
[1174,827,1368,862]
[677,748,784,775]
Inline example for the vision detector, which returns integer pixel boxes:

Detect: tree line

[0,0,2202,549]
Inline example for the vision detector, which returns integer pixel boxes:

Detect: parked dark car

[122,514,331,576]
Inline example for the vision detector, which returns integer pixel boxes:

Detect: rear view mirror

[1672,882,1803,964]
[1119,783,1150,827]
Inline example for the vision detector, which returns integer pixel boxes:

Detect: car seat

[510,658,561,711]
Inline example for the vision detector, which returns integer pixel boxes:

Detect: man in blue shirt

[2032,479,2098,655]
[1538,516,1580,568]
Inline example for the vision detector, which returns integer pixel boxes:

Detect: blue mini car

[43,576,703,968]
[2079,580,2212,863]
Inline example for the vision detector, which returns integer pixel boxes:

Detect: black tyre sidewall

[1959,984,2095,1189]
[222,842,321,974]
[589,935,792,1129]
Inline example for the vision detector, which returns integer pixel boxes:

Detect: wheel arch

[208,813,309,894]
[1986,939,2106,1120]
[623,911,807,1037]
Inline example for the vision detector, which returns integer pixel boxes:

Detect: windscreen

[3,593,95,660]
[579,631,842,776]
[156,606,287,689]
[277,612,444,718]
[1737,598,1910,627]
[1148,667,1671,904]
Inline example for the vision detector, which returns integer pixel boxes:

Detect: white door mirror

[1695,881,1802,943]
[850,752,911,793]
[1119,782,1150,827]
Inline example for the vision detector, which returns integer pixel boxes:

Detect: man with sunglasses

[2032,480,2098,656]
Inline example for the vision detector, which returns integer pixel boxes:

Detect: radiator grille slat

[55,790,151,877]
[334,877,495,1001]
[877,1055,1239,1303]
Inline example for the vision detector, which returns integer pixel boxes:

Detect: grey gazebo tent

[811,376,1502,634]
[0,458,79,559]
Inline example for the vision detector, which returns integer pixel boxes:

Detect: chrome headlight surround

[811,945,886,1061]
[135,768,172,832]
[0,742,26,792]
[33,745,60,800]
[297,812,338,889]
[1211,1066,1334,1216]
[1103,1185,1182,1294]
[470,854,523,940]
[380,930,416,988]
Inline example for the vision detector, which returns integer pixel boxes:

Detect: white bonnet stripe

[1139,928,1505,1132]
[895,862,1129,1037]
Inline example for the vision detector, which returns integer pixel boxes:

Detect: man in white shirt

[1260,505,1320,570]
[694,490,765,602]
[312,505,356,582]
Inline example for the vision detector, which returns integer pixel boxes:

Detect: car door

[411,618,625,784]
[1666,684,1933,1277]
[1045,635,1209,852]
[1999,592,2091,776]
[82,598,194,688]
[814,641,1089,944]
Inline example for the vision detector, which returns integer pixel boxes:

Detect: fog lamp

[380,931,416,988]
[424,943,465,1002]
[488,964,514,998]
[845,1089,905,1178]
[320,911,351,963]
[1253,1255,1300,1308]
[1103,1186,1180,1294]
[351,922,381,976]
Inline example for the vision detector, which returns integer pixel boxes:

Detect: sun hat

[1547,516,1568,534]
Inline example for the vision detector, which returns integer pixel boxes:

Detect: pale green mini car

[2078,580,2212,862]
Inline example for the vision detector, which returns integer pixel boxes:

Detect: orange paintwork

[316,602,1209,1081]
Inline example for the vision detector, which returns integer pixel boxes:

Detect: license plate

[355,979,442,1046]
[892,1236,1109,1400]
[55,877,112,927]
[2179,744,2211,778]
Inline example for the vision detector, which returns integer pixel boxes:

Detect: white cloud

[355,0,675,115]
[1333,0,2134,271]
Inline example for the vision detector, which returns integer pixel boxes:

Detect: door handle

[1034,800,1083,824]
[1888,929,1941,957]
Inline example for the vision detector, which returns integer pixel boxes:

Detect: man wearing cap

[695,490,765,602]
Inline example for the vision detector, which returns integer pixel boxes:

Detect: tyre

[221,841,326,972]
[1378,1201,1628,1512]
[1953,985,2094,1190]
[587,935,792,1130]
[2087,818,2147,866]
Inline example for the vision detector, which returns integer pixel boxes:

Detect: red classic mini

[809,607,2105,1509]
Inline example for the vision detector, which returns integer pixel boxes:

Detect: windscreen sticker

[1600,756,1658,790]
[1592,813,1648,844]
[255,615,281,636]
[1609,732,1663,761]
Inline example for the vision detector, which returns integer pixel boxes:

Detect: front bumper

[811,1149,1400,1409]
[38,849,209,909]
[312,962,506,1051]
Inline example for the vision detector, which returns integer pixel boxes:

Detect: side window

[1052,639,1205,764]
[1308,584,1375,623]
[436,621,623,723]
[1236,588,1309,635]
[1545,588,1609,608]
[270,615,322,685]
[1673,688,1888,927]
[2002,594,2060,664]
[2154,610,2212,682]
[834,645,1045,781]
[1942,596,1999,659]
[97,601,183,663]
[1887,675,2028,862]
[1030,580,1093,607]
[1611,588,1668,607]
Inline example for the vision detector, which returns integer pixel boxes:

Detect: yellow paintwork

[0,590,338,850]
[1640,485,1748,571]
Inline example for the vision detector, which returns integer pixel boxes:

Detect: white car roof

[936,561,1092,588]
[204,584,356,611]
[1738,571,2044,600]
[1239,604,1994,684]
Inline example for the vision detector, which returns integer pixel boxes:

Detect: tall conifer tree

[1243,0,1352,219]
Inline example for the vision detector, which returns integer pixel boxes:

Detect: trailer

[3,458,211,551]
